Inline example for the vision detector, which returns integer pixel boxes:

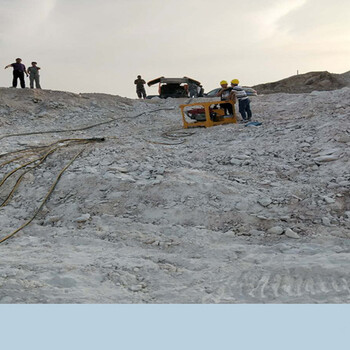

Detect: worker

[230,79,252,121]
[134,75,147,99]
[197,84,204,97]
[184,84,189,95]
[216,80,234,115]
[4,58,28,88]
[188,82,198,97]
[28,62,41,89]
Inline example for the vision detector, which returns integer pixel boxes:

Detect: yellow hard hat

[231,79,239,85]
[220,80,228,85]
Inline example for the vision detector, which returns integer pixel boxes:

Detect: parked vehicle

[146,76,202,99]
[204,87,258,97]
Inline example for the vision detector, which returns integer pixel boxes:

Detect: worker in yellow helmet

[216,80,235,115]
[231,79,252,122]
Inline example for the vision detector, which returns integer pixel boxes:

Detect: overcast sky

[0,0,349,97]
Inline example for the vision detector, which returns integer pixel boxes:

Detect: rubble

[0,86,349,303]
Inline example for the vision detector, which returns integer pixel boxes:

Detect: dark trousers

[238,98,252,120]
[137,88,146,99]
[221,102,233,115]
[13,71,25,88]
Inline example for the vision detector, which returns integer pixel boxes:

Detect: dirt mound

[253,71,349,94]
[336,71,350,86]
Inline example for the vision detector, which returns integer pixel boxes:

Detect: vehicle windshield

[206,88,220,97]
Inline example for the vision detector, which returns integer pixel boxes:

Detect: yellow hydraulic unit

[180,100,237,128]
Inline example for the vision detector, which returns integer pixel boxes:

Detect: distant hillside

[253,71,350,94]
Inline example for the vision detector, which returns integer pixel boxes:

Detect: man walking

[230,79,252,121]
[28,62,41,89]
[134,75,147,99]
[4,58,28,88]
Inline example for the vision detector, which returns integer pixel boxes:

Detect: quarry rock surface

[0,87,349,303]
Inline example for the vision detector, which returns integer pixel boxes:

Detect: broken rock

[258,197,272,207]
[284,228,300,239]
[267,226,284,235]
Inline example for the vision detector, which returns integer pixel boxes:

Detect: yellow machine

[180,100,237,128]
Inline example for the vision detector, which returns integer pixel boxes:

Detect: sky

[0,0,349,98]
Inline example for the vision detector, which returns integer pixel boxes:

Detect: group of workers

[216,79,252,122]
[4,58,41,89]
[134,75,253,121]
[4,64,252,121]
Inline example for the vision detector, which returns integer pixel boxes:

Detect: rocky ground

[0,87,349,303]
[253,71,350,94]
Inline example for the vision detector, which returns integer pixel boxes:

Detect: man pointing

[5,58,28,88]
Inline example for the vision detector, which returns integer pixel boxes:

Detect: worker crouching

[216,80,235,115]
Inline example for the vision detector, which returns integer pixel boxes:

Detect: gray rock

[114,167,129,173]
[129,285,143,292]
[343,212,350,219]
[230,158,242,166]
[267,226,284,235]
[323,197,335,204]
[327,183,339,189]
[305,137,314,143]
[47,276,77,288]
[322,217,331,226]
[250,229,264,236]
[336,177,345,183]
[47,216,61,223]
[258,197,272,207]
[235,201,249,211]
[336,135,350,143]
[233,154,251,160]
[0,296,13,303]
[74,213,91,223]
[314,154,340,163]
[284,228,300,239]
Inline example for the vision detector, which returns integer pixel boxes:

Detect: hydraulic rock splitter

[180,100,237,128]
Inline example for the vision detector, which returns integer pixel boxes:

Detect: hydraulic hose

[0,107,175,141]
[0,148,85,244]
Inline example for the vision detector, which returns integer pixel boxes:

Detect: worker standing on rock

[134,75,147,99]
[216,80,234,115]
[230,79,252,122]
[4,58,28,88]
[28,62,41,89]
